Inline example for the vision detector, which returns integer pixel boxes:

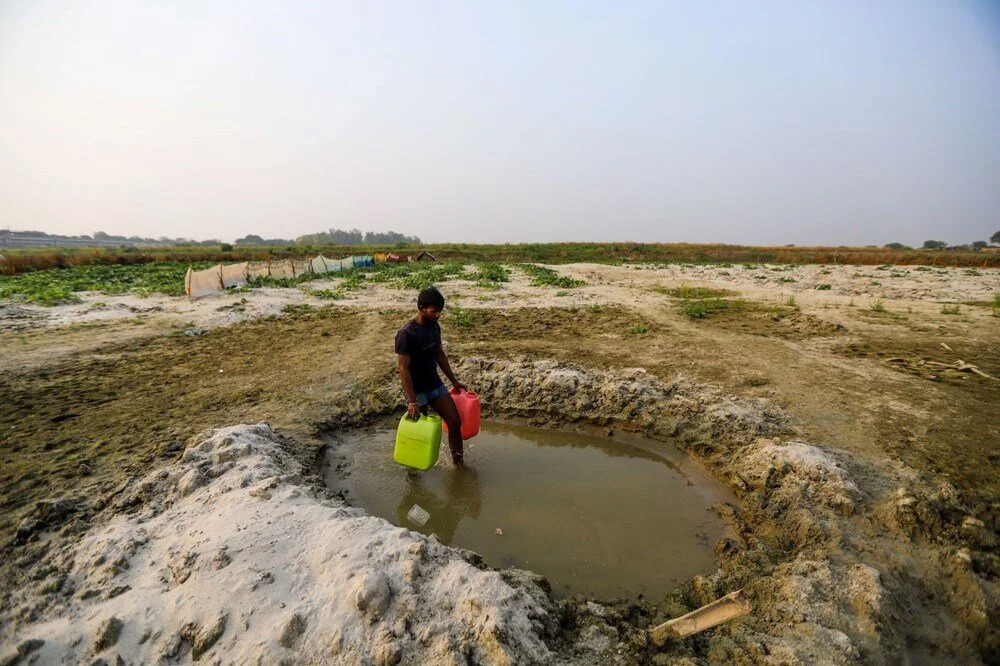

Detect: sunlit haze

[1,1,998,245]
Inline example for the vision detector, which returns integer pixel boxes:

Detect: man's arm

[397,354,420,419]
[437,347,466,392]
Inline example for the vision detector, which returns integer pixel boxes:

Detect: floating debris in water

[407,504,430,526]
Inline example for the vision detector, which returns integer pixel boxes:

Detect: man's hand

[407,402,420,420]
[452,381,467,393]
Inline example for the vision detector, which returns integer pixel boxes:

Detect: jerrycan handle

[449,387,478,398]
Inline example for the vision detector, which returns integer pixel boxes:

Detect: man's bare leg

[430,392,464,466]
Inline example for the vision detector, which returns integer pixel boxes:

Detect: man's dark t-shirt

[394,318,443,393]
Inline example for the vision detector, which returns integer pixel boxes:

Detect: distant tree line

[232,229,421,247]
[233,234,293,246]
[885,232,1000,251]
[93,231,221,246]
[1,229,221,247]
[294,228,421,246]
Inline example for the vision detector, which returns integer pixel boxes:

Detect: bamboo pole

[649,589,751,645]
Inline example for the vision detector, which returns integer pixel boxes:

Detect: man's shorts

[415,384,449,406]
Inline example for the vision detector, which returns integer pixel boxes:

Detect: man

[395,286,467,466]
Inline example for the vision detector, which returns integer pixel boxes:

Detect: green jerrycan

[394,413,442,470]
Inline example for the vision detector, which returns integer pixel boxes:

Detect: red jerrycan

[443,388,480,440]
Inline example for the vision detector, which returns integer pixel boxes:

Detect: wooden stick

[649,589,751,645]
[925,360,998,380]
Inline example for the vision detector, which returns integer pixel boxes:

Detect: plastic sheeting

[311,256,332,274]
[221,262,249,288]
[248,262,270,279]
[187,251,385,299]
[269,259,295,279]
[186,264,224,299]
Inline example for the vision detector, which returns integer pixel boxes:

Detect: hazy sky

[1,1,998,245]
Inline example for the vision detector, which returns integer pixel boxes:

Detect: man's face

[419,306,442,321]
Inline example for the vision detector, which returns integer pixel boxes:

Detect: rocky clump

[12,497,83,545]
[456,356,786,444]
[93,616,123,651]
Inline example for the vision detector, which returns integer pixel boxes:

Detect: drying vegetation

[7,241,996,278]
[450,305,474,327]
[657,284,734,299]
[680,298,746,319]
[658,283,749,320]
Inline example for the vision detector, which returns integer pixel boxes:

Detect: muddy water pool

[324,420,735,599]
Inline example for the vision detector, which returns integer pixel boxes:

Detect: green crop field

[0,261,216,305]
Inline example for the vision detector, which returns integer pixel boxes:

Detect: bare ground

[1,263,998,664]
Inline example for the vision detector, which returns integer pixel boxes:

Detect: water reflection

[324,420,735,599]
[483,421,683,474]
[395,467,482,544]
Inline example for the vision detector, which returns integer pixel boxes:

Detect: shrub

[662,285,734,299]
[309,288,346,300]
[450,305,473,327]
[0,261,204,304]
[682,298,743,319]
[471,262,510,287]
[519,264,585,288]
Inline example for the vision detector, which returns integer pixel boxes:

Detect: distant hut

[411,251,437,262]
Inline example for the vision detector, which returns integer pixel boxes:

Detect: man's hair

[417,286,445,310]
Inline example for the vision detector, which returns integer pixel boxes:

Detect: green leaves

[0,261,208,305]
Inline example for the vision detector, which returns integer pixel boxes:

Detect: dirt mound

[448,357,995,663]
[4,356,996,663]
[1,424,555,665]
[456,356,786,444]
[708,308,846,340]
[0,305,45,331]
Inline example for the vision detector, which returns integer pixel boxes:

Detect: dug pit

[324,419,735,600]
